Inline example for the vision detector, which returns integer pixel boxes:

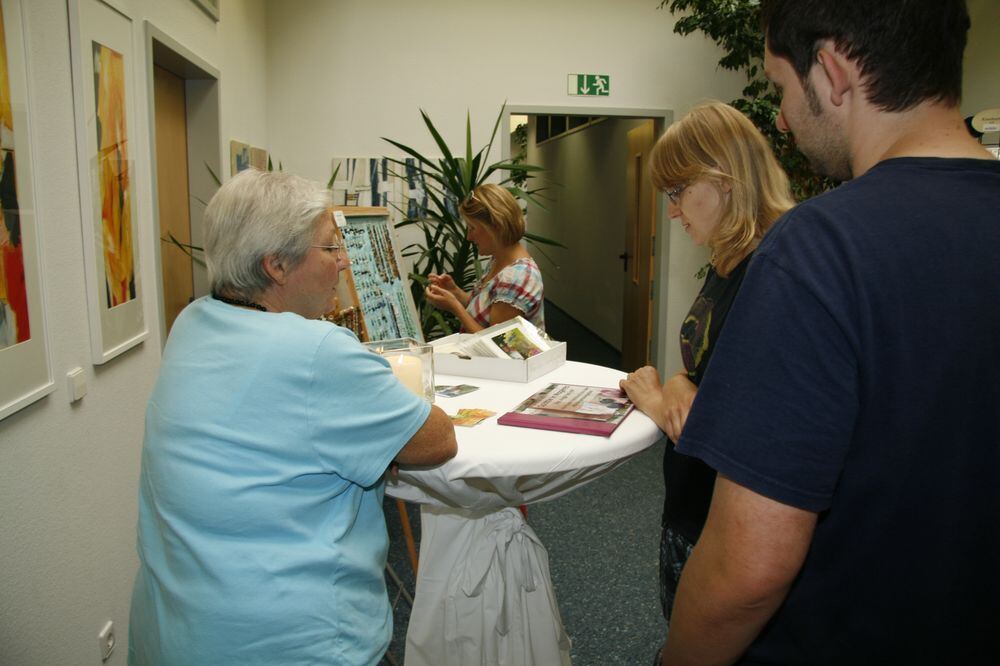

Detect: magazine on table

[497,383,634,436]
[459,316,551,360]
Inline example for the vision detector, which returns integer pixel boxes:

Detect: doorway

[503,106,670,372]
[622,120,656,371]
[144,24,221,345]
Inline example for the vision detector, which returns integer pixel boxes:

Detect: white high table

[387,361,662,666]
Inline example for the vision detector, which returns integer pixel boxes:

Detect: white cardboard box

[431,333,567,382]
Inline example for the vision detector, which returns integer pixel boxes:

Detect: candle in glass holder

[389,353,424,397]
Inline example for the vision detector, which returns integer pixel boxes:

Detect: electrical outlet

[97,620,115,662]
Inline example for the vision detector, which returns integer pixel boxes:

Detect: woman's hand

[428,273,457,292]
[428,273,470,307]
[620,368,697,443]
[425,284,463,314]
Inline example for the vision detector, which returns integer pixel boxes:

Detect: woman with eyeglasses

[128,169,457,665]
[619,102,793,636]
[424,183,545,332]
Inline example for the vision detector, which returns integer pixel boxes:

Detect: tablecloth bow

[455,508,545,636]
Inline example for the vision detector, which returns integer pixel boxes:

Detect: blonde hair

[651,102,793,276]
[458,183,525,246]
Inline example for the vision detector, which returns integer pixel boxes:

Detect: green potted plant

[383,105,561,339]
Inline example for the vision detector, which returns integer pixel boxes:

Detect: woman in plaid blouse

[425,184,544,332]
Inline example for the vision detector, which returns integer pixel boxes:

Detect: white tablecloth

[387,361,663,666]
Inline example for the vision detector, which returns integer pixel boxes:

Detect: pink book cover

[497,383,634,437]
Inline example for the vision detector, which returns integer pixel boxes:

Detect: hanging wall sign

[567,73,610,97]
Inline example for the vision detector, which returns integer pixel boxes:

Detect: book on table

[497,383,634,436]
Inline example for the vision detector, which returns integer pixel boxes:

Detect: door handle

[618,252,630,272]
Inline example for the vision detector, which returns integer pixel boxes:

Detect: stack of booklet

[434,316,552,360]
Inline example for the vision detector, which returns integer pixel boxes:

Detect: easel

[325,206,422,577]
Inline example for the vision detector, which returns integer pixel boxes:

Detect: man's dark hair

[761,0,970,112]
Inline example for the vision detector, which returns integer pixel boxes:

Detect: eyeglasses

[311,243,345,254]
[665,185,688,204]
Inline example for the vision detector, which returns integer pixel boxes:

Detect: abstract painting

[0,3,27,349]
[1,0,54,419]
[92,41,135,308]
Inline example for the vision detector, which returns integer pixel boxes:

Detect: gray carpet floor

[383,299,668,664]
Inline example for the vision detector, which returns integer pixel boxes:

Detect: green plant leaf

[464,111,474,190]
[161,232,207,268]
[204,161,221,187]
[522,230,566,248]
[382,141,443,175]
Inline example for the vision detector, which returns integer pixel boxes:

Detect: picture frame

[68,0,147,364]
[191,0,219,22]
[0,0,55,420]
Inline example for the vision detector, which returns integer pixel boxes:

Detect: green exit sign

[567,73,610,97]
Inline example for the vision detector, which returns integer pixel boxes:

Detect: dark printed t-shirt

[677,157,1000,663]
[664,255,750,542]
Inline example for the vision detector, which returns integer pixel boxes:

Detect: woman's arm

[425,284,528,333]
[395,405,458,465]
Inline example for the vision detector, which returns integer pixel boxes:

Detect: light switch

[67,367,87,402]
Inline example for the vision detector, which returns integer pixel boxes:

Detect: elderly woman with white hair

[128,169,456,665]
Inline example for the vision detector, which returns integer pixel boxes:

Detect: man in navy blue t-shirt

[660,1,1000,663]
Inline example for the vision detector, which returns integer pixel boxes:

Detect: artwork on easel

[327,207,421,343]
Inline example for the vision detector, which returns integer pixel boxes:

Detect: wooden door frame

[143,22,221,349]
[501,105,674,373]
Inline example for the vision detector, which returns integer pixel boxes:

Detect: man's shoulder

[764,157,1000,248]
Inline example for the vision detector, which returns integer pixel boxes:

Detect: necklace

[213,292,267,312]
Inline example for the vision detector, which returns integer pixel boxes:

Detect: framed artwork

[191,0,219,22]
[229,139,249,176]
[68,0,147,364]
[0,0,55,420]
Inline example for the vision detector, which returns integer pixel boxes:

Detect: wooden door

[621,120,656,371]
[153,65,193,334]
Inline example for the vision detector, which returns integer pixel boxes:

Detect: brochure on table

[431,317,566,382]
[498,383,634,436]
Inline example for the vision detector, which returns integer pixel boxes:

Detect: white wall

[0,1,267,664]
[264,0,744,375]
[266,0,744,175]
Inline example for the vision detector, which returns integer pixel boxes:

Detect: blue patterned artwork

[338,212,421,342]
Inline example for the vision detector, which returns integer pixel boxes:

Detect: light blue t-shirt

[128,296,430,665]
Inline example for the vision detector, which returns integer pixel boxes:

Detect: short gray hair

[204,169,332,298]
